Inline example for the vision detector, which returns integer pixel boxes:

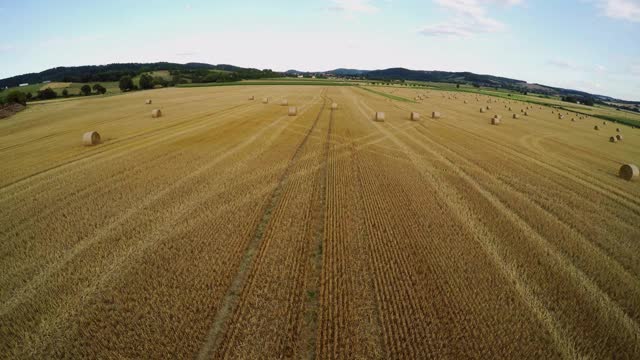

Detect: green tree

[80,84,92,96]
[139,74,154,90]
[93,84,107,94]
[119,75,134,92]
[37,88,58,100]
[171,74,182,86]
[153,76,169,87]
[62,89,69,97]
[5,90,27,105]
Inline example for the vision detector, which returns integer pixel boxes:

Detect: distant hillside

[366,68,524,86]
[0,62,276,88]
[329,68,371,76]
[285,67,638,104]
[374,68,640,104]
[286,68,370,77]
[2,63,637,104]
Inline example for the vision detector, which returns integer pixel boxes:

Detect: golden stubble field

[1,85,639,359]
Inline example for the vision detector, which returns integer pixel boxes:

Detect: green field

[0,84,42,101]
[1,81,120,101]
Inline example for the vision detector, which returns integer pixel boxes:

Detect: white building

[19,83,29,87]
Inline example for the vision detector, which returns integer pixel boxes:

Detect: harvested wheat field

[1,85,639,359]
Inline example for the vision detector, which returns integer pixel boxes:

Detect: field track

[1,85,639,359]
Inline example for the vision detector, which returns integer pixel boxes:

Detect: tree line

[2,67,281,105]
[0,84,108,105]
[0,62,281,88]
[561,95,596,106]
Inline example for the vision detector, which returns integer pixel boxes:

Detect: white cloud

[39,34,104,49]
[547,59,580,70]
[328,0,380,14]
[547,59,624,75]
[631,63,640,75]
[419,0,522,37]
[0,44,14,53]
[420,17,504,36]
[558,79,604,94]
[596,0,640,22]
[546,59,612,73]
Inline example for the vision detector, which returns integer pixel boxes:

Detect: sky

[1,0,639,100]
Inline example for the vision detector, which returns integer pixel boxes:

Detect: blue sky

[1,0,639,100]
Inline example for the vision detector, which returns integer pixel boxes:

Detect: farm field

[1,82,122,101]
[1,85,639,358]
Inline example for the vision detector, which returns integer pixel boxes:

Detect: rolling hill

[2,63,638,105]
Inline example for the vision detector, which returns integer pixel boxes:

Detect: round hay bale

[480,107,486,113]
[432,111,441,119]
[603,121,607,125]
[571,118,576,122]
[281,99,289,106]
[288,106,297,116]
[487,106,491,110]
[151,109,162,118]
[249,96,255,100]
[619,164,639,181]
[508,107,512,111]
[464,100,468,104]
[594,125,599,130]
[616,134,623,141]
[411,112,421,121]
[610,136,617,143]
[262,97,269,104]
[491,117,501,125]
[559,115,564,119]
[331,103,338,110]
[616,128,621,132]
[374,112,385,122]
[145,99,152,105]
[82,131,101,146]
[524,111,529,116]
[513,114,519,119]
